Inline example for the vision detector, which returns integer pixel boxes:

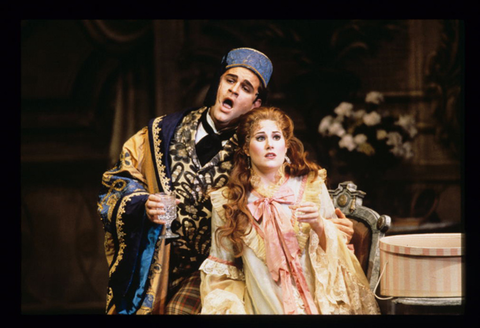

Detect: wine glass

[156,192,179,239]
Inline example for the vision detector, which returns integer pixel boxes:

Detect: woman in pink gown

[199,107,380,314]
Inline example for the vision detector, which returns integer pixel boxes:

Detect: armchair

[329,181,391,291]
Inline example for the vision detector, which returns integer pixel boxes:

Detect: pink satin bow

[247,184,318,314]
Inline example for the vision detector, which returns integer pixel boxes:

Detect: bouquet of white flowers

[318,91,417,166]
[317,91,418,188]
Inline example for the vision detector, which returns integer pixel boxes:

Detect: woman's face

[247,119,287,180]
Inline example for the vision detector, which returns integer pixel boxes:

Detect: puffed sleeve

[199,188,247,314]
[302,171,379,314]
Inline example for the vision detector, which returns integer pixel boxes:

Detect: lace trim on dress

[199,256,245,280]
[249,163,288,198]
[201,289,247,314]
[308,221,380,314]
[292,279,307,314]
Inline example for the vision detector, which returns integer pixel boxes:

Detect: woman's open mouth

[265,153,276,159]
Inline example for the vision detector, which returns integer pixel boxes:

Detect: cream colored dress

[199,170,380,314]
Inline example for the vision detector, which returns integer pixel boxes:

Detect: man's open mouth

[223,98,234,109]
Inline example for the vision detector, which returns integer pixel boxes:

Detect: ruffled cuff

[201,289,246,314]
[199,256,245,280]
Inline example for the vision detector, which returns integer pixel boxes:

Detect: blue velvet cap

[224,48,273,88]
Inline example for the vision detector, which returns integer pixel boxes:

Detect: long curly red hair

[216,106,322,257]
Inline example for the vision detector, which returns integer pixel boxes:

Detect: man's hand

[330,208,354,243]
[145,194,180,224]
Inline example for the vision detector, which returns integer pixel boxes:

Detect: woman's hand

[290,204,354,250]
[290,202,325,237]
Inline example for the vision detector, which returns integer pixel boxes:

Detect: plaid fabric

[165,271,202,314]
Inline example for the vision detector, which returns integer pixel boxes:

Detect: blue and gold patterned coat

[98,106,236,314]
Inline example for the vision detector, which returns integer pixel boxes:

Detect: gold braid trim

[108,191,149,277]
[151,115,172,193]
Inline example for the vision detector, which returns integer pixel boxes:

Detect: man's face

[210,67,263,131]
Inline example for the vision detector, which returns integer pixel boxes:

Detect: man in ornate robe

[97,48,274,314]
